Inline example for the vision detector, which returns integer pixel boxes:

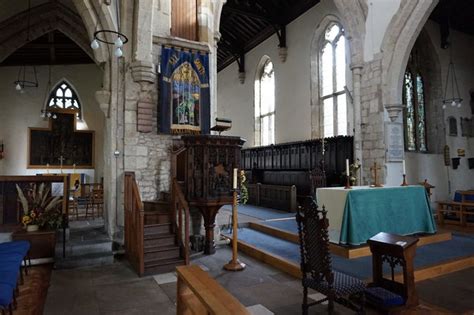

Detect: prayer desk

[12,229,56,260]
[368,232,419,309]
[316,186,436,245]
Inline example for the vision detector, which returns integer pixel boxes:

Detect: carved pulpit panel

[182,135,245,254]
[29,112,94,168]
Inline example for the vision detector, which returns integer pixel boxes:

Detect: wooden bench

[176,265,250,315]
[437,200,474,226]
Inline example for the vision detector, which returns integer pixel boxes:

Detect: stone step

[55,252,114,269]
[57,239,113,257]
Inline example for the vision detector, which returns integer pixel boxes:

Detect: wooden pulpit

[182,135,245,254]
[367,232,419,310]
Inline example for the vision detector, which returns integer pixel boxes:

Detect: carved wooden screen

[171,0,198,41]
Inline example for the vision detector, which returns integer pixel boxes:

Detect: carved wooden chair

[296,198,365,314]
[309,161,327,199]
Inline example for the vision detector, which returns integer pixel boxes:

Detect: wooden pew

[437,191,474,226]
[176,265,250,315]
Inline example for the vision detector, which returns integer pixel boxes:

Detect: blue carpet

[261,219,298,233]
[233,228,474,280]
[220,204,295,220]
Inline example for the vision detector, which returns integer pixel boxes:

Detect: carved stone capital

[95,89,111,118]
[384,104,405,122]
[131,60,156,84]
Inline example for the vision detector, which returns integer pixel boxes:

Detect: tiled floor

[43,246,474,315]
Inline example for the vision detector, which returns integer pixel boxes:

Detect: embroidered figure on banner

[160,46,210,134]
[171,62,200,129]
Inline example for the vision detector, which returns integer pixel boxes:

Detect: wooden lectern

[182,135,245,255]
[367,232,419,310]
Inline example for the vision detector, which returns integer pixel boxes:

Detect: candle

[402,160,406,175]
[346,159,350,176]
[233,168,238,189]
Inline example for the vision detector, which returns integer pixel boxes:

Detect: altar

[316,186,437,245]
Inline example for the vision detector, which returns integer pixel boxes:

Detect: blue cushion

[0,270,19,287]
[0,283,14,307]
[0,240,30,254]
[365,287,404,307]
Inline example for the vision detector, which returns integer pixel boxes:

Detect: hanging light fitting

[90,0,128,58]
[13,0,38,91]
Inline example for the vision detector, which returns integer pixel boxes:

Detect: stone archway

[381,0,439,106]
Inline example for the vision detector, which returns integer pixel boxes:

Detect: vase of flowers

[349,159,361,186]
[16,183,63,232]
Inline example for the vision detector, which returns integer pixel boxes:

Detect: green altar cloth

[339,186,437,245]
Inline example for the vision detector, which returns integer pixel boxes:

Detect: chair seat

[303,271,366,297]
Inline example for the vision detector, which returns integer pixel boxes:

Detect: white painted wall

[404,22,474,200]
[0,64,104,183]
[217,0,340,147]
[364,0,401,61]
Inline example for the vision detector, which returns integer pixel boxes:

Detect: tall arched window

[255,58,275,146]
[403,67,427,152]
[320,23,347,138]
[47,81,82,118]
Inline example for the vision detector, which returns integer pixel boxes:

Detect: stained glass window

[47,81,81,118]
[403,69,427,152]
[320,23,347,137]
[255,59,275,146]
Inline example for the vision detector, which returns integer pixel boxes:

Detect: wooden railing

[176,265,250,315]
[172,178,190,265]
[124,172,145,276]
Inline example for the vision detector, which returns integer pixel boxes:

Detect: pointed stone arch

[381,0,439,106]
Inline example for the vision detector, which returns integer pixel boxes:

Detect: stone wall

[360,56,385,183]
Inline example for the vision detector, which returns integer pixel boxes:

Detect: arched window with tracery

[47,81,82,118]
[403,67,427,152]
[320,23,347,138]
[255,58,275,146]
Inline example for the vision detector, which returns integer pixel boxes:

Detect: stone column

[351,63,363,185]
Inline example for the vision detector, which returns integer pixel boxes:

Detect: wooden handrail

[124,172,145,276]
[177,265,250,315]
[173,178,190,265]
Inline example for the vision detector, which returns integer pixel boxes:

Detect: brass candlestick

[224,189,246,271]
[344,175,352,189]
[401,174,408,186]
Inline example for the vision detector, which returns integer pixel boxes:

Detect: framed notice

[385,122,404,162]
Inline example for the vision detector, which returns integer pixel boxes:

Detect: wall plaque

[385,122,404,162]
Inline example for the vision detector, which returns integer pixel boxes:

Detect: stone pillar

[351,63,363,185]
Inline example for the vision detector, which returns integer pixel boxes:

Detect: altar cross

[370,162,383,187]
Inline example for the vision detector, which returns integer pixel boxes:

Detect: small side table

[12,229,56,260]
[367,232,419,310]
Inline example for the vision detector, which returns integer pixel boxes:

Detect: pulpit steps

[140,200,186,275]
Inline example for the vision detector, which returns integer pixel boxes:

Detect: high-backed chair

[296,198,365,314]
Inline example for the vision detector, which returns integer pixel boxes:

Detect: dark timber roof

[217,0,321,72]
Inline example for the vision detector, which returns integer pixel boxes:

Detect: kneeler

[296,198,365,314]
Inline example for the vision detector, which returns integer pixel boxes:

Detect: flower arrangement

[16,183,63,230]
[349,159,361,186]
[239,170,248,204]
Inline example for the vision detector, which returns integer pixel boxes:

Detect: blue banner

[160,46,210,134]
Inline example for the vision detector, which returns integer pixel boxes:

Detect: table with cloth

[316,186,437,245]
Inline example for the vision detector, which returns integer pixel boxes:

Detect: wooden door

[171,0,198,41]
